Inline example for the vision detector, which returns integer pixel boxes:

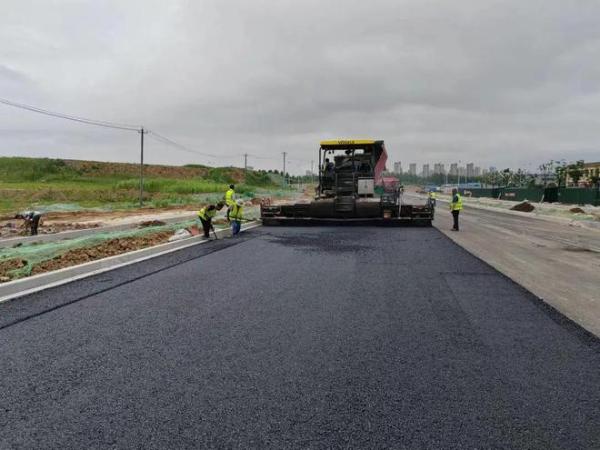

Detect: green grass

[115,178,228,194]
[0,156,282,213]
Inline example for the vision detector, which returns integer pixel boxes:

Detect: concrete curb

[0,214,198,249]
[0,222,261,304]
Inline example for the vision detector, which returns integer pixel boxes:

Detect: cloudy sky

[1,0,599,173]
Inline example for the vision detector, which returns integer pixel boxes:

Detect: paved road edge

[0,222,261,304]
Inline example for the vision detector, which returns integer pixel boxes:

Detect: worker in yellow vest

[428,190,437,207]
[230,199,244,236]
[224,184,235,222]
[197,202,224,238]
[449,188,463,231]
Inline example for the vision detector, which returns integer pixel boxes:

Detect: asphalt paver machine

[261,139,433,225]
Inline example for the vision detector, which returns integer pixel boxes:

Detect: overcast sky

[1,0,599,173]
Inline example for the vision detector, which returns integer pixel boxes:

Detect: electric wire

[0,97,309,170]
[0,97,141,131]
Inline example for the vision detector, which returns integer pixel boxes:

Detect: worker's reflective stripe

[225,189,235,206]
[451,194,463,211]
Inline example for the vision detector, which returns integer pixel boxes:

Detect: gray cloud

[1,0,599,172]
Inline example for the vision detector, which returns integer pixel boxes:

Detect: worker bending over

[229,199,244,236]
[197,202,224,238]
[449,188,463,231]
[15,210,42,236]
[224,184,236,222]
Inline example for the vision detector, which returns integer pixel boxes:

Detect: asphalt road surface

[424,195,600,337]
[1,227,599,449]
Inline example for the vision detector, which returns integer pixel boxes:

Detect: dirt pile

[511,201,535,213]
[569,207,586,214]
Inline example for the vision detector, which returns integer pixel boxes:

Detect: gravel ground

[1,226,599,449]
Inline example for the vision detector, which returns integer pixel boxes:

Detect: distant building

[458,166,466,177]
[489,166,497,172]
[450,163,458,176]
[393,161,403,174]
[474,166,481,177]
[466,163,474,178]
[582,162,600,185]
[422,164,430,178]
[567,161,600,186]
[409,163,417,176]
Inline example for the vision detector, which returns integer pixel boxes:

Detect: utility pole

[139,127,148,207]
[244,153,248,171]
[311,159,314,185]
[282,152,287,187]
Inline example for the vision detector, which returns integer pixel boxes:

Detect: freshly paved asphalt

[1,226,599,449]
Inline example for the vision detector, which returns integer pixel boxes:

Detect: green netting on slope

[1,204,261,279]
[0,220,199,279]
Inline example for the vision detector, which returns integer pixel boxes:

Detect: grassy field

[0,157,283,214]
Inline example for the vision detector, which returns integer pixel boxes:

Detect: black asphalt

[1,227,599,449]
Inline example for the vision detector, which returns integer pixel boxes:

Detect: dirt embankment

[30,231,174,276]
[0,231,174,282]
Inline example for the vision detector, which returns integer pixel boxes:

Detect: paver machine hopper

[261,139,433,225]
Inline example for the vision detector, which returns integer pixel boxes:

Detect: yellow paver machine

[261,139,433,225]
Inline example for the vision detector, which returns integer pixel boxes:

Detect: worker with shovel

[15,210,43,236]
[230,199,245,236]
[197,202,224,239]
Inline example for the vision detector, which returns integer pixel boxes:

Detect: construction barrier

[557,188,600,206]
[460,187,600,206]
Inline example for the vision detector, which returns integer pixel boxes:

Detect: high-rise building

[409,163,417,176]
[393,162,403,174]
[422,164,430,178]
[458,166,466,177]
[433,163,446,174]
[450,163,458,176]
[466,163,474,178]
[474,166,481,177]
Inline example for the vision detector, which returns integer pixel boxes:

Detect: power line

[0,97,140,131]
[0,97,303,170]
[147,131,221,159]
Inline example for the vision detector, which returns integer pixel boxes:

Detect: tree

[553,160,568,188]
[589,168,600,188]
[567,160,585,186]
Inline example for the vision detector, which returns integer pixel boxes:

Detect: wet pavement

[1,226,599,448]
